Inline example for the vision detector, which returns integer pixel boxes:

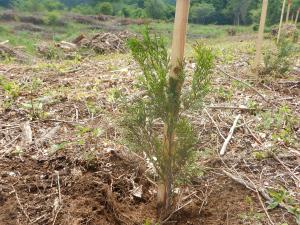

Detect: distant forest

[0,0,299,25]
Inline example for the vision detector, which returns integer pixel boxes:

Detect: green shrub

[0,76,20,99]
[0,76,20,109]
[293,30,299,43]
[132,8,147,18]
[122,30,214,212]
[261,39,296,76]
[121,6,132,17]
[43,0,64,11]
[258,105,298,145]
[12,0,46,12]
[98,2,113,15]
[144,0,167,19]
[44,11,61,25]
[72,4,95,15]
[252,23,259,31]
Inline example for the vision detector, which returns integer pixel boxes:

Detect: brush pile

[0,41,29,62]
[72,31,135,54]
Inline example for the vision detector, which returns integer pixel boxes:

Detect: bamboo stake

[158,0,190,212]
[286,0,292,22]
[296,8,300,24]
[254,0,268,68]
[169,0,190,79]
[277,0,286,43]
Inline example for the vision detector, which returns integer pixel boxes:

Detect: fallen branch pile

[72,31,135,54]
[0,41,29,62]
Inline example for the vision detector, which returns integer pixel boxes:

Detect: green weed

[21,77,48,119]
[215,87,233,101]
[0,76,20,109]
[268,188,300,224]
[238,196,265,224]
[258,105,298,145]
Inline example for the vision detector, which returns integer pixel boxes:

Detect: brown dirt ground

[0,154,297,225]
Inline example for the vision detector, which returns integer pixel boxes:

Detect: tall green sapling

[123,30,214,215]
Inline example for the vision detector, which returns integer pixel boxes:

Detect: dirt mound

[72,31,135,54]
[271,24,298,37]
[67,14,100,25]
[96,14,114,21]
[0,43,30,62]
[117,18,150,26]
[0,149,156,225]
[14,23,44,32]
[1,152,296,225]
[0,10,17,21]
[19,15,45,25]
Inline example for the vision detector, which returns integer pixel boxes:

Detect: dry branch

[0,40,9,45]
[12,185,32,223]
[204,108,225,140]
[220,114,241,156]
[20,121,32,145]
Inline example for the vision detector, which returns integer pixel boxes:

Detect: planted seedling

[21,77,47,119]
[261,38,296,77]
[122,29,214,215]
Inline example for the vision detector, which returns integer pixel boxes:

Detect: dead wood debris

[20,121,32,145]
[71,31,135,54]
[0,42,29,62]
[220,114,241,156]
[36,31,135,57]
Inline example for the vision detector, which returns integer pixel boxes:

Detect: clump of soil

[0,149,157,225]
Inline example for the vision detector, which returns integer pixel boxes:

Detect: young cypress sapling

[123,30,214,214]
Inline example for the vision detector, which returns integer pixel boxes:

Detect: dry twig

[160,199,193,224]
[204,108,225,140]
[12,185,32,223]
[220,114,241,156]
[20,121,32,145]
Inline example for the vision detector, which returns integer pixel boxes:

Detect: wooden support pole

[170,0,190,78]
[277,0,286,43]
[286,0,292,22]
[254,0,268,68]
[158,0,190,213]
[296,8,300,24]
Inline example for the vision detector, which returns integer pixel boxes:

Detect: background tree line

[0,0,299,25]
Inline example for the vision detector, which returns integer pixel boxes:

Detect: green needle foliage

[261,39,297,77]
[122,30,214,208]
